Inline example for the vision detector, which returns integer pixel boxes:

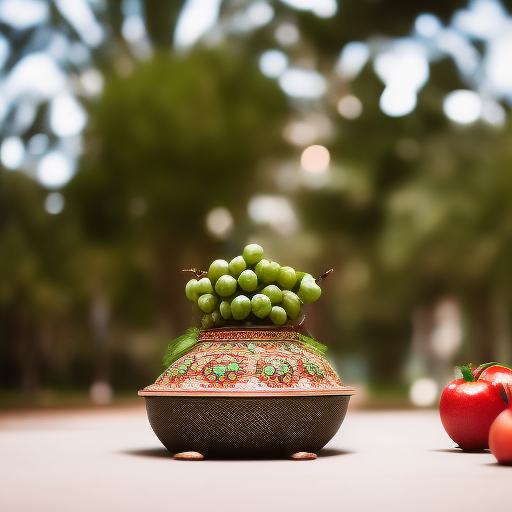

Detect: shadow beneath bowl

[431,448,490,454]
[122,447,173,459]
[122,446,354,460]
[317,448,354,458]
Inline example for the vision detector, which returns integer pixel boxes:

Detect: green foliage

[297,333,327,355]
[71,48,289,242]
[162,327,200,367]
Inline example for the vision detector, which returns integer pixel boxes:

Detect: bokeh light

[122,15,146,43]
[410,378,438,407]
[79,69,104,97]
[443,90,482,123]
[415,13,442,37]
[300,145,331,172]
[337,95,363,119]
[0,136,25,169]
[259,50,288,78]
[246,1,274,27]
[50,94,87,137]
[481,98,506,126]
[37,151,74,189]
[283,122,316,146]
[337,42,370,79]
[5,53,66,100]
[44,192,65,215]
[279,69,326,98]
[248,195,298,235]
[280,0,337,18]
[380,87,417,117]
[174,0,221,49]
[54,0,103,47]
[275,23,299,46]
[206,207,234,239]
[301,145,330,172]
[0,0,48,30]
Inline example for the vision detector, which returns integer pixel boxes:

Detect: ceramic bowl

[139,327,355,459]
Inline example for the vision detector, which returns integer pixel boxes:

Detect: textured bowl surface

[145,394,351,457]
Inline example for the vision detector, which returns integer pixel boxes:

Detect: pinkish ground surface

[0,404,509,512]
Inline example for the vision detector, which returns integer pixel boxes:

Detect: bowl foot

[290,452,317,460]
[174,451,204,461]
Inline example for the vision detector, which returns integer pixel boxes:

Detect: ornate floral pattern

[143,329,344,393]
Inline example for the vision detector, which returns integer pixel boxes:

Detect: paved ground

[1,404,510,512]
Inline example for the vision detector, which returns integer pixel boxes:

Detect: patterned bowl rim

[138,387,356,397]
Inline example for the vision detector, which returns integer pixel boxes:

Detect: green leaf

[456,364,475,382]
[297,333,327,355]
[162,327,200,367]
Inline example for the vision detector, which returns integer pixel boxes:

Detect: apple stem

[456,364,475,382]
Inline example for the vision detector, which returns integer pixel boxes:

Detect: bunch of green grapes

[185,244,324,329]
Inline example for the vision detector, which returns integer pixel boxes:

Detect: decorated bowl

[139,327,355,459]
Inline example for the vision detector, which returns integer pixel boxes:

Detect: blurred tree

[0,172,79,394]
[2,0,512,398]
[66,47,290,337]
[215,0,512,381]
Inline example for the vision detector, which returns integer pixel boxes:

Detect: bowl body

[139,327,355,458]
[145,394,350,457]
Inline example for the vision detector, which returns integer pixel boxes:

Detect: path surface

[1,404,509,512]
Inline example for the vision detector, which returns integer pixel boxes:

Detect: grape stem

[315,269,333,283]
[182,268,208,279]
[182,268,334,282]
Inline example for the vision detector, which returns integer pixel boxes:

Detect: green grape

[294,272,312,291]
[196,277,213,294]
[251,294,272,318]
[220,300,232,319]
[261,285,283,304]
[281,290,301,318]
[242,244,264,265]
[254,259,280,284]
[295,271,306,283]
[211,310,223,325]
[185,279,199,301]
[229,255,246,277]
[238,269,258,292]
[208,259,230,282]
[201,314,214,329]
[270,306,287,326]
[297,277,321,303]
[215,275,237,296]
[198,294,218,314]
[231,295,251,320]
[277,266,297,290]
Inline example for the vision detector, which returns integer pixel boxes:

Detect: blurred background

[1,0,512,409]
